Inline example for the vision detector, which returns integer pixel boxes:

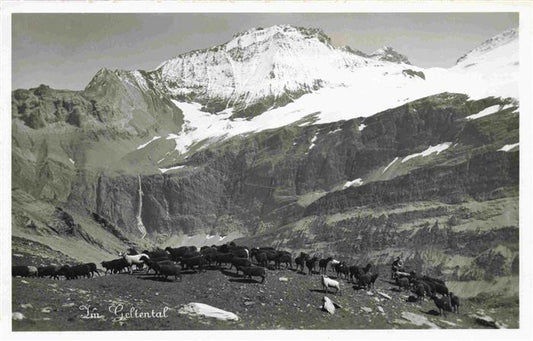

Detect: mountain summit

[369,46,411,64]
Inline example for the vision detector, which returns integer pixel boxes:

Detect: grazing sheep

[306,256,319,275]
[101,258,128,275]
[237,266,266,283]
[413,282,428,302]
[450,292,460,313]
[59,264,92,280]
[165,246,189,261]
[253,251,268,267]
[230,257,252,273]
[321,275,341,295]
[295,253,309,272]
[157,264,182,282]
[397,277,410,291]
[275,253,292,270]
[85,263,100,277]
[12,266,36,278]
[180,255,206,272]
[319,257,333,274]
[356,273,374,290]
[370,273,379,289]
[37,265,61,280]
[349,265,364,283]
[229,246,249,259]
[336,262,350,280]
[214,252,234,268]
[431,294,453,317]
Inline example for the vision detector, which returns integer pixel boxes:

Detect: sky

[12,13,518,91]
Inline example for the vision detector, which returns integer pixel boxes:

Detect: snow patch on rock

[402,143,452,163]
[137,136,161,150]
[344,178,363,189]
[498,143,519,152]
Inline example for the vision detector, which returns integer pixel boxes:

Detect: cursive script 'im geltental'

[79,304,169,321]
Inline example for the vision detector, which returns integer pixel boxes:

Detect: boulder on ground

[178,302,239,321]
[401,311,439,329]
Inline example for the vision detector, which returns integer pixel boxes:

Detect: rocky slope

[11,25,519,290]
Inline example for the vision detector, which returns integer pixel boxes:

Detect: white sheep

[321,275,341,295]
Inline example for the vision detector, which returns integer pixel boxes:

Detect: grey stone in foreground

[178,302,239,321]
[401,311,439,329]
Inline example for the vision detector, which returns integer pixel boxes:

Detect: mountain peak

[456,27,518,65]
[225,24,332,50]
[369,46,411,65]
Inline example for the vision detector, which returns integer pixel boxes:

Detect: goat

[295,253,309,273]
[230,257,252,273]
[237,266,266,283]
[37,265,61,280]
[319,257,333,274]
[275,252,292,269]
[12,265,37,278]
[157,264,182,282]
[180,255,206,272]
[101,258,128,275]
[321,275,341,295]
[214,252,234,268]
[306,256,318,275]
[397,277,410,291]
[120,252,149,274]
[253,251,268,267]
[450,292,460,313]
[165,246,189,261]
[431,294,453,317]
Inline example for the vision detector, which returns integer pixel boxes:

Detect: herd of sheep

[12,242,460,318]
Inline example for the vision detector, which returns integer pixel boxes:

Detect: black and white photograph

[1,1,532,338]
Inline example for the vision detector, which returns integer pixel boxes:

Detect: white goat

[120,253,149,274]
[321,275,341,295]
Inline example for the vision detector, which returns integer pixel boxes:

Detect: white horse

[119,252,149,274]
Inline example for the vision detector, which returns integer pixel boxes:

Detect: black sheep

[101,258,128,275]
[37,265,61,280]
[181,255,206,272]
[275,253,292,269]
[85,263,100,277]
[349,265,364,283]
[157,264,182,282]
[12,265,37,277]
[319,257,333,274]
[237,266,266,283]
[294,253,309,272]
[450,292,460,313]
[306,256,318,275]
[397,277,410,291]
[253,252,268,267]
[165,246,189,261]
[214,252,234,268]
[412,282,427,302]
[230,257,252,273]
[431,294,453,317]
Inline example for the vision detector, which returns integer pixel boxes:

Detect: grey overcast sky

[12,13,518,91]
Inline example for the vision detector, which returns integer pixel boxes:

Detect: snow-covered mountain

[153,25,411,113]
[122,25,518,158]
